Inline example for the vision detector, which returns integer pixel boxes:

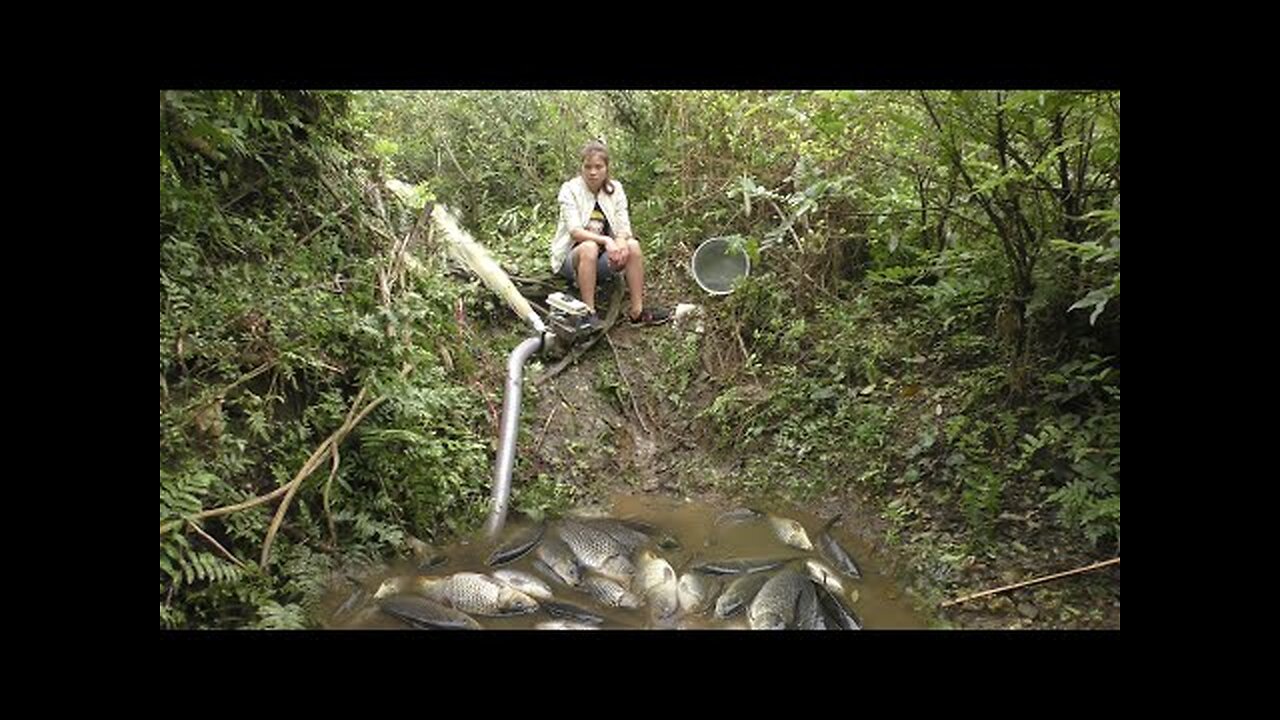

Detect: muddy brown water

[318,492,930,629]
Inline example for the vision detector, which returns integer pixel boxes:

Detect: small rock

[1017,602,1038,619]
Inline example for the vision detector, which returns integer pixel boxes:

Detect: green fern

[161,531,245,588]
[159,469,216,522]
[253,601,309,629]
[339,508,406,548]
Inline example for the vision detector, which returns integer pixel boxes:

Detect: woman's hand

[605,237,629,268]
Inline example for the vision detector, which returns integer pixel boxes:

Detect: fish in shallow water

[635,549,680,621]
[816,514,863,579]
[585,517,683,552]
[626,519,682,551]
[554,518,636,584]
[534,536,582,586]
[814,580,862,630]
[796,581,827,630]
[749,567,817,630]
[767,515,814,551]
[804,559,846,596]
[712,508,811,550]
[487,520,546,566]
[378,572,538,617]
[491,569,554,601]
[677,571,722,615]
[377,594,482,630]
[581,575,642,609]
[374,576,414,599]
[691,556,801,576]
[578,518,651,553]
[714,571,774,619]
[540,599,606,624]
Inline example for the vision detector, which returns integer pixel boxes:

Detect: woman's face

[581,153,607,192]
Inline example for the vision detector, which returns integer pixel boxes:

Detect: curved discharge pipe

[428,204,551,540]
[483,334,544,540]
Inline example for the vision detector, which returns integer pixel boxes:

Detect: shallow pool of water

[319,493,930,629]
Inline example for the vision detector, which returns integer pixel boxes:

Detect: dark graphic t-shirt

[587,201,612,237]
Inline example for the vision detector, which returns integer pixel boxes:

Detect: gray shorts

[558,246,617,287]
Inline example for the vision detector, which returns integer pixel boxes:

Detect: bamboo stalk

[940,557,1120,608]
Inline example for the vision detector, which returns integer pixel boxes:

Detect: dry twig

[605,331,651,435]
[533,402,560,456]
[187,519,248,569]
[940,557,1121,608]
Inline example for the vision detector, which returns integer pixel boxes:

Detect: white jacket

[551,175,633,272]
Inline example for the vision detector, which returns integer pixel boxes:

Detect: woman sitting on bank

[551,140,670,330]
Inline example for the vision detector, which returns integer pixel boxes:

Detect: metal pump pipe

[482,332,545,540]
[429,203,555,540]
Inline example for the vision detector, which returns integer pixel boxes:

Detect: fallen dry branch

[187,519,248,569]
[939,557,1121,608]
[160,484,290,536]
[260,386,388,569]
[161,367,410,568]
[322,442,340,546]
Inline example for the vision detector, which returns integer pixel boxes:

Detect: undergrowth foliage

[160,91,498,628]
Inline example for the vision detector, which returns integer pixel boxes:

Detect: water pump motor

[543,292,593,358]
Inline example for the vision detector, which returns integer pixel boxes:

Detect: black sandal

[628,307,671,326]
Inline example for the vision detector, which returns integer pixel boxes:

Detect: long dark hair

[580,140,614,195]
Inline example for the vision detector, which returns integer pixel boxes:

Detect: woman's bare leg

[576,242,599,310]
[624,239,644,319]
